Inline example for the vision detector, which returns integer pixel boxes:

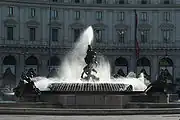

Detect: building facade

[0,0,180,88]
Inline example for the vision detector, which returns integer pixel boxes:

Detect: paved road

[0,115,180,120]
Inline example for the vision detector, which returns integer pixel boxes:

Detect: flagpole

[48,0,52,72]
[134,9,138,73]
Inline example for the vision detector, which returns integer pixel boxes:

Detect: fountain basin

[37,83,144,109]
[47,83,133,93]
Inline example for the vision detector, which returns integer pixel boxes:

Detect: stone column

[107,10,113,44]
[63,9,70,46]
[109,55,115,74]
[39,58,48,77]
[130,55,136,72]
[16,54,24,84]
[151,55,158,82]
[172,56,177,84]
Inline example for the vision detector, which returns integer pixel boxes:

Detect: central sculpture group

[81,45,99,81]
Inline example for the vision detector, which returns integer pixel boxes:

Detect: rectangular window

[29,28,36,41]
[140,30,148,43]
[141,12,147,21]
[164,12,170,21]
[7,27,13,40]
[117,30,125,43]
[163,30,170,42]
[117,0,125,4]
[52,0,57,2]
[96,11,102,20]
[74,0,80,3]
[141,0,147,4]
[96,0,102,4]
[74,11,80,20]
[52,28,58,41]
[8,7,14,16]
[117,12,124,21]
[95,29,103,42]
[74,29,81,42]
[30,8,35,17]
[164,0,170,4]
[51,10,58,18]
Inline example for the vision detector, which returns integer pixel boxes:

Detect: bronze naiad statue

[81,45,99,81]
[13,71,41,101]
[144,69,168,95]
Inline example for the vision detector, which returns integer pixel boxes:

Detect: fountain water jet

[32,26,148,92]
[58,26,94,82]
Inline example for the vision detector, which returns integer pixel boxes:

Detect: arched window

[159,57,173,83]
[115,57,128,75]
[25,56,38,65]
[48,56,60,66]
[3,55,16,65]
[115,57,128,66]
[159,57,173,67]
[137,57,150,66]
[48,56,60,75]
[25,56,38,74]
[137,57,151,79]
[3,55,16,75]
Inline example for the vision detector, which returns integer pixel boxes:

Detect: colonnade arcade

[1,55,61,78]
[114,56,174,83]
[1,55,174,83]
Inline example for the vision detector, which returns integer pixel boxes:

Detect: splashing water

[114,73,148,91]
[58,26,94,82]
[33,26,149,91]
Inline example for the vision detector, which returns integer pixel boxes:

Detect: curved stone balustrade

[48,83,132,93]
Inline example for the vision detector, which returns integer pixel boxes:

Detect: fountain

[33,26,147,92]
[13,26,178,108]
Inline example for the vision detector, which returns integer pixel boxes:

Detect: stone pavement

[0,115,179,120]
[1,107,180,115]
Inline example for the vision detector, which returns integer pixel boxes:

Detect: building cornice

[115,23,129,30]
[92,23,107,29]
[48,21,62,28]
[1,45,180,56]
[159,23,175,30]
[138,23,152,30]
[1,1,180,10]
[4,19,17,27]
[26,20,40,28]
[69,22,84,29]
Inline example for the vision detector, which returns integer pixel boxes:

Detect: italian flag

[135,10,140,58]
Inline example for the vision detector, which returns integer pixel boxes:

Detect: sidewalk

[0,107,180,115]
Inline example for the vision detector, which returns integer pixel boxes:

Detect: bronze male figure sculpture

[81,45,99,81]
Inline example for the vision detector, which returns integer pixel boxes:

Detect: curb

[0,108,180,115]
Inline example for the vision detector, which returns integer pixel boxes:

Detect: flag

[134,10,140,58]
[136,40,140,57]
